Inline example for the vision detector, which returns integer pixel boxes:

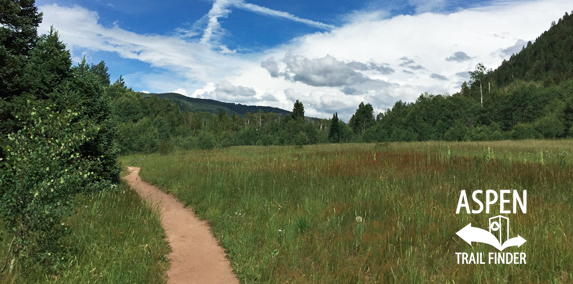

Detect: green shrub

[491,131,505,141]
[218,131,236,148]
[196,132,215,150]
[535,115,564,138]
[444,121,468,141]
[294,131,309,147]
[0,100,111,270]
[467,126,489,141]
[511,123,540,140]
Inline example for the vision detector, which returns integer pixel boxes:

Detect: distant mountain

[141,92,291,116]
[490,11,573,87]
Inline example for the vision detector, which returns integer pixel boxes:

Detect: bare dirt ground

[124,167,239,284]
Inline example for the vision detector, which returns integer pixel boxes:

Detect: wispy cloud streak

[200,0,233,44]
[200,0,334,45]
[236,2,335,30]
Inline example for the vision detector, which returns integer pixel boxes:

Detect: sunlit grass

[122,140,573,283]
[0,176,170,284]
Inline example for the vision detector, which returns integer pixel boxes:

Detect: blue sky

[37,0,573,120]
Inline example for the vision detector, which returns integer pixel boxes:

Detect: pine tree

[23,27,72,99]
[0,2,119,270]
[328,113,340,143]
[89,61,111,86]
[0,0,43,144]
[0,0,43,100]
[292,99,304,120]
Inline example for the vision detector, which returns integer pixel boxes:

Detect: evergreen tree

[0,2,118,270]
[0,0,43,100]
[0,0,43,147]
[328,113,340,143]
[292,99,304,120]
[562,98,573,137]
[23,27,72,99]
[89,60,111,86]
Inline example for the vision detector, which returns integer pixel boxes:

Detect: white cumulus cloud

[38,0,573,121]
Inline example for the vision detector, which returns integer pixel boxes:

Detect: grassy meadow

[122,140,573,283]
[0,175,170,284]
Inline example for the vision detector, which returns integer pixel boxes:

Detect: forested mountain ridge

[143,92,291,117]
[363,11,573,143]
[490,11,573,88]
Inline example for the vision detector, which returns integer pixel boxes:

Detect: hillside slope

[142,92,291,116]
[490,11,573,87]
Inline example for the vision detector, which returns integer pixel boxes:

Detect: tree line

[114,11,573,151]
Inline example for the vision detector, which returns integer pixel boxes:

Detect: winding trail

[124,167,239,284]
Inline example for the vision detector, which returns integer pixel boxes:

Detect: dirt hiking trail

[124,167,239,284]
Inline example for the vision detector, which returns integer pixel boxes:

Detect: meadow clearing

[121,140,573,283]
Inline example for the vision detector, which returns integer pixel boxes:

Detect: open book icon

[456,217,526,251]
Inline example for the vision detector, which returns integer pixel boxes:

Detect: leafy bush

[0,100,111,269]
[0,25,118,276]
[196,132,216,150]
[467,126,493,141]
[511,123,540,140]
[534,115,564,138]
[218,131,236,148]
[294,131,309,147]
[444,121,468,141]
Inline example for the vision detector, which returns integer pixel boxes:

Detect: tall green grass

[0,178,170,283]
[122,141,573,283]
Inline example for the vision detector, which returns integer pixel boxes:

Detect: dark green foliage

[390,127,417,142]
[142,92,291,116]
[89,61,110,86]
[466,126,492,141]
[294,131,309,147]
[535,115,564,138]
[292,99,304,120]
[328,113,340,143]
[196,131,216,150]
[444,121,468,141]
[0,4,118,274]
[490,12,573,87]
[0,0,42,100]
[511,123,539,140]
[23,28,72,98]
[0,99,111,268]
[349,102,374,134]
[117,117,160,154]
[218,131,236,148]
[337,120,353,143]
[0,0,43,146]
[215,110,234,132]
[561,98,573,136]
[109,83,184,154]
